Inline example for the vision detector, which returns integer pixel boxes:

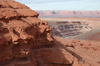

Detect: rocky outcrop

[0,0,53,65]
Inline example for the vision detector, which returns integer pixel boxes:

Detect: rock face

[0,0,53,65]
[0,0,100,66]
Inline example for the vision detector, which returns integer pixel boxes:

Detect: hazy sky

[15,0,100,10]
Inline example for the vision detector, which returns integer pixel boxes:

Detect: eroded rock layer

[40,18,100,38]
[48,21,92,37]
[0,0,53,65]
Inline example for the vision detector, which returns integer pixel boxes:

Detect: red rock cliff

[0,0,53,65]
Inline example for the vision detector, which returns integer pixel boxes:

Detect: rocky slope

[36,10,100,18]
[53,36,100,66]
[0,0,100,66]
[71,26,100,41]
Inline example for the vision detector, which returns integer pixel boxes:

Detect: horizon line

[32,9,100,11]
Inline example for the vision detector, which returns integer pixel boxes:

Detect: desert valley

[39,17,100,38]
[0,0,100,66]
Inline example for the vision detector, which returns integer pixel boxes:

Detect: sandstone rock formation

[0,0,100,66]
[0,0,53,65]
[36,10,100,18]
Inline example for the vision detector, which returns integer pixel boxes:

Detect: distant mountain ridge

[36,10,100,18]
